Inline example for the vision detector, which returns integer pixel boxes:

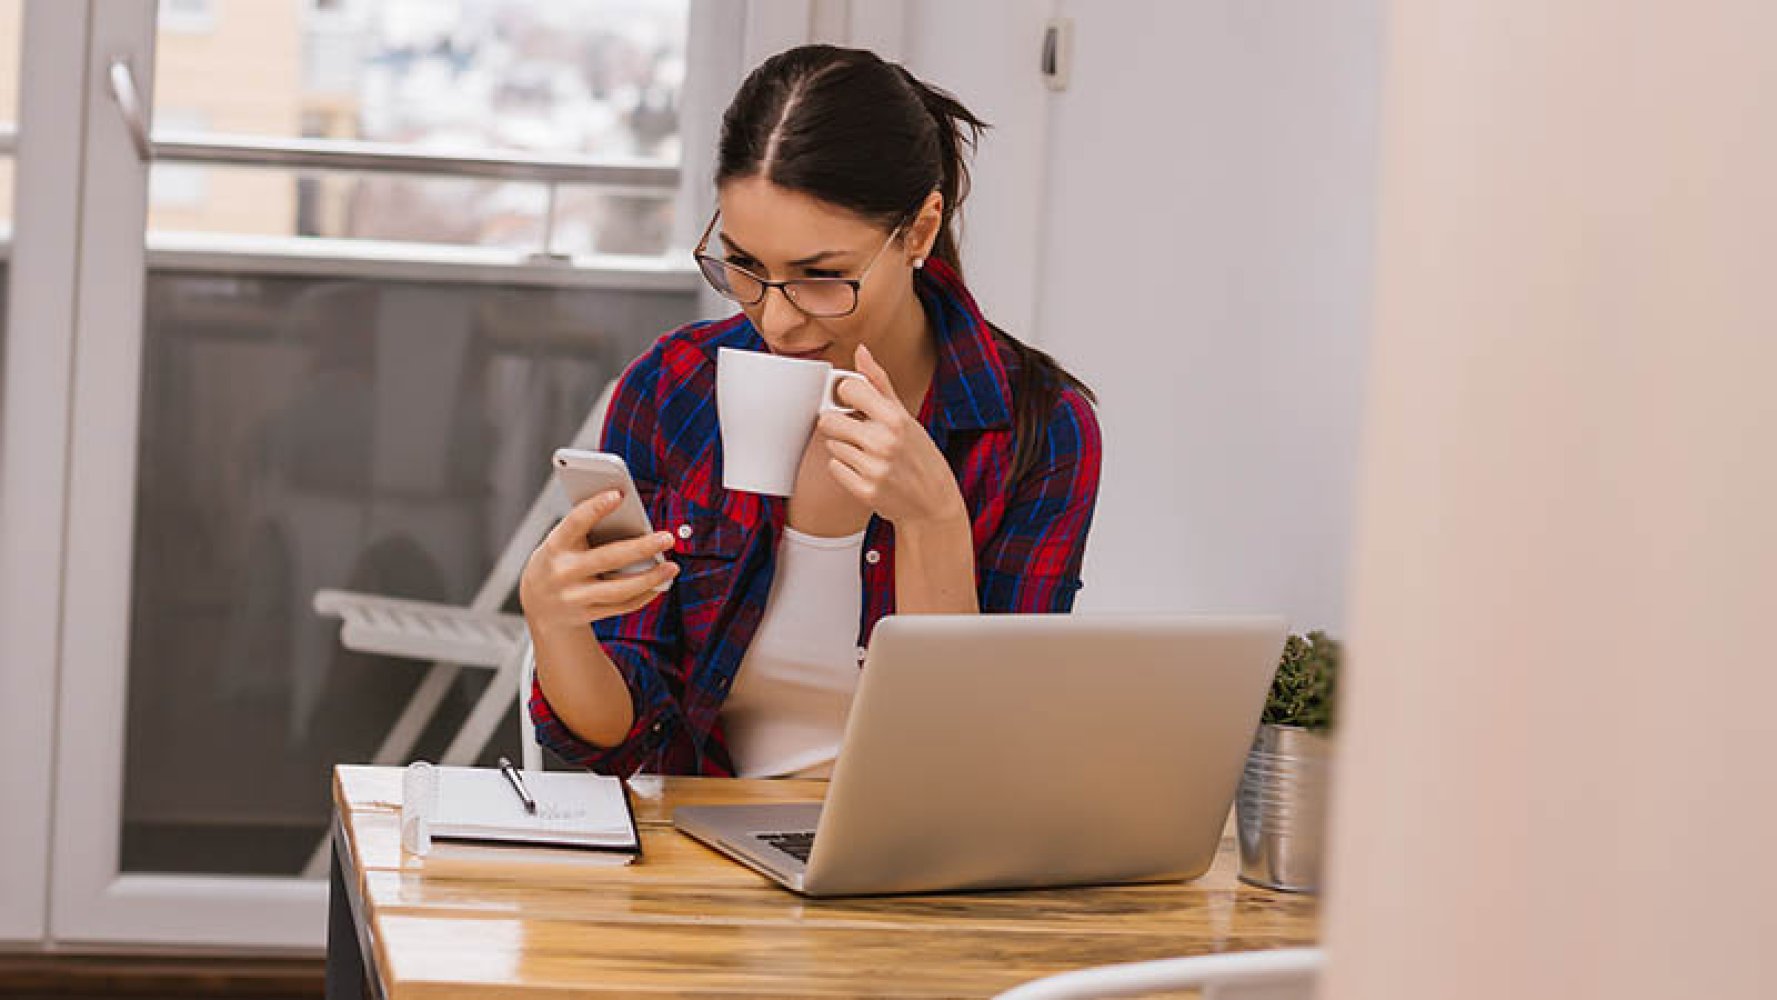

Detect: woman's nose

[756,286,804,337]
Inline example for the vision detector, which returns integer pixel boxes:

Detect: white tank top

[721,525,866,778]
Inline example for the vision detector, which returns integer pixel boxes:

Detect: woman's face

[714,176,932,367]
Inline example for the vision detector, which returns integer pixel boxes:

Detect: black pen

[497,756,537,815]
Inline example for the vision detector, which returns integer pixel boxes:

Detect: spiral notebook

[429,765,641,858]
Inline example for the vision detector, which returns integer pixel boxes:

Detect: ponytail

[888,65,1094,480]
[889,65,986,278]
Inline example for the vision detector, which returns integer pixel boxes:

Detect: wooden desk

[327,765,1317,999]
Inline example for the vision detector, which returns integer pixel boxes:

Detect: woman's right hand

[519,490,680,632]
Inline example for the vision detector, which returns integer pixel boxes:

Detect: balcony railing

[148,132,676,192]
[104,58,684,266]
[0,58,700,293]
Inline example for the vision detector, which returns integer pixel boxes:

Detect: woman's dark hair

[717,44,1094,485]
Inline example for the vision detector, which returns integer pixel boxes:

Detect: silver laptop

[674,613,1286,897]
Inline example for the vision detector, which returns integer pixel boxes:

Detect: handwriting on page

[537,803,592,823]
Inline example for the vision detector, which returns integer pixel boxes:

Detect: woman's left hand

[818,344,969,529]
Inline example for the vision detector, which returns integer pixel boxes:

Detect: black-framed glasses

[692,210,903,319]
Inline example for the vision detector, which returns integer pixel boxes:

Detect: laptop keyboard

[756,830,816,863]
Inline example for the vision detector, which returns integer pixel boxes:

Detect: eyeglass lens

[696,257,858,317]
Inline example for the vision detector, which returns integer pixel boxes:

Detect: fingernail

[599,490,621,505]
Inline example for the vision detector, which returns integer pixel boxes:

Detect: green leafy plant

[1261,630,1341,730]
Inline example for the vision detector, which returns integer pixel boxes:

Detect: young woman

[520,44,1101,777]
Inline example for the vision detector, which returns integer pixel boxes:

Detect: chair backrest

[567,375,622,450]
[518,638,543,771]
[993,947,1323,1000]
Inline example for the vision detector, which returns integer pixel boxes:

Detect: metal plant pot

[1236,723,1332,893]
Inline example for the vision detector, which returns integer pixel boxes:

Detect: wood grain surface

[334,766,1317,998]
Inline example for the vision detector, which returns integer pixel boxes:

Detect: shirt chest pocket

[652,490,750,640]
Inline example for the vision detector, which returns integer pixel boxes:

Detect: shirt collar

[701,257,1013,433]
[915,258,1013,433]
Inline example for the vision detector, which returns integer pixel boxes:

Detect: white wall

[901,0,1056,342]
[909,1,1383,629]
[731,2,1381,631]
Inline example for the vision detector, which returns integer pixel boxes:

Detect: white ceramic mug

[716,346,868,496]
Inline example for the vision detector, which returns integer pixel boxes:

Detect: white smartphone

[551,448,664,581]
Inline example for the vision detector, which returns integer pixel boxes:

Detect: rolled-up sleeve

[527,346,694,776]
[976,387,1103,613]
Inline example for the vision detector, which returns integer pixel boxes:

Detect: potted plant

[1236,630,1340,893]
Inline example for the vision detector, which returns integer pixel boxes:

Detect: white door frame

[0,0,94,946]
[47,0,326,949]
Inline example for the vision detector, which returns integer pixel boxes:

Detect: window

[150,0,690,256]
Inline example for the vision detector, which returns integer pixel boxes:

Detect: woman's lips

[771,344,829,360]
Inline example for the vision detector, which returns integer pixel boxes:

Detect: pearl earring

[913,257,925,270]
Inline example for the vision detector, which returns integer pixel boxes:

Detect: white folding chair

[993,947,1323,1000]
[301,378,618,876]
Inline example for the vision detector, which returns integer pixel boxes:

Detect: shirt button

[864,549,881,565]
[676,523,693,540]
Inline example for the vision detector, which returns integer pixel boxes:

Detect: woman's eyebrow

[715,233,756,258]
[717,234,850,267]
[787,249,847,267]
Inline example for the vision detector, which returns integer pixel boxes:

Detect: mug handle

[821,370,869,415]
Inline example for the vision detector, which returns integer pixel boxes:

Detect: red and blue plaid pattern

[530,259,1102,775]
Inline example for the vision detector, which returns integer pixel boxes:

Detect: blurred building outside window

[0,0,19,394]
[161,0,218,35]
[145,0,688,257]
[148,108,210,207]
[0,0,21,237]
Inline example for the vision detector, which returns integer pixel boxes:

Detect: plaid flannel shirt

[529,259,1102,775]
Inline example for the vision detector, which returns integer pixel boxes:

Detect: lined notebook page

[430,766,635,849]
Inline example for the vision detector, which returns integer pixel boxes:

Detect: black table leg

[326,828,370,1000]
